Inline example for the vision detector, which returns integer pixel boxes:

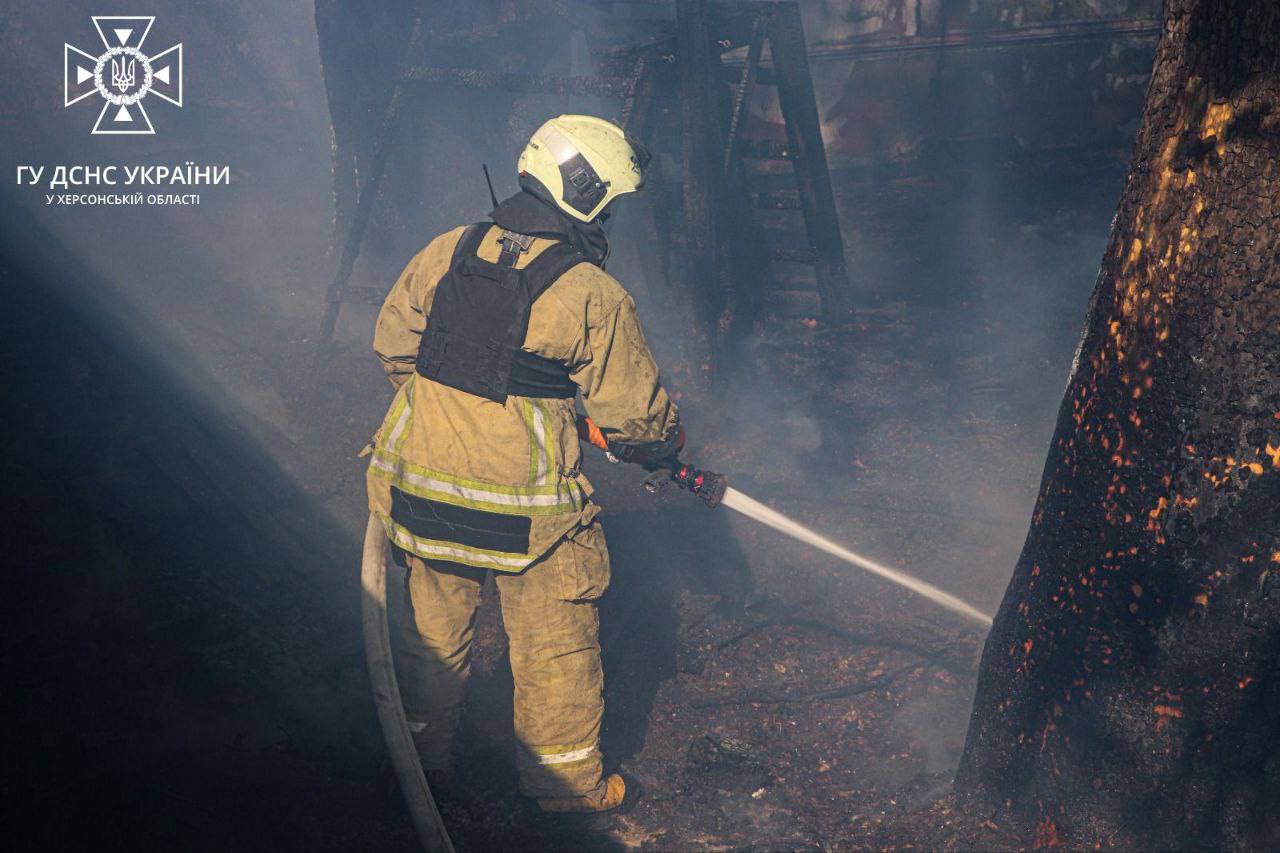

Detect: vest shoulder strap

[519,241,589,304]
[454,222,490,264]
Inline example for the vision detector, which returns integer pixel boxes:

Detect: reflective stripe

[522,399,545,484]
[536,123,581,166]
[536,745,598,766]
[383,515,535,570]
[381,383,413,453]
[375,449,571,497]
[406,721,428,733]
[371,450,584,516]
[535,399,557,483]
[520,398,561,486]
[368,375,584,571]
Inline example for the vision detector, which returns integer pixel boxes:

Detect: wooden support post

[676,0,725,370]
[768,2,852,316]
[622,53,675,303]
[312,17,424,374]
[723,12,767,178]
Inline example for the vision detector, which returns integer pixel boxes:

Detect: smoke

[2,2,337,474]
[611,28,1140,793]
[0,2,1149,841]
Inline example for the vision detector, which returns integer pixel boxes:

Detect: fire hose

[361,514,455,852]
[576,416,990,626]
[358,420,724,851]
[362,417,989,849]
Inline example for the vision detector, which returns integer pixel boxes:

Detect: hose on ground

[361,514,456,852]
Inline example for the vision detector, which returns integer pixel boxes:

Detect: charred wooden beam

[399,66,635,98]
[676,0,725,370]
[768,2,851,316]
[314,16,426,372]
[723,11,767,178]
[724,16,1163,69]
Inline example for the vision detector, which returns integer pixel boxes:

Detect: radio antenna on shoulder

[482,164,499,209]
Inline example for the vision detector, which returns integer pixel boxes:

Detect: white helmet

[518,114,650,223]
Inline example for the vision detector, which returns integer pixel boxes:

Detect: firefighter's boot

[536,773,626,814]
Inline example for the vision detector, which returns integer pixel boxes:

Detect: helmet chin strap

[597,208,615,261]
[587,217,611,269]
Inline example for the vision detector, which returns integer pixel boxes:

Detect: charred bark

[958,1,1280,848]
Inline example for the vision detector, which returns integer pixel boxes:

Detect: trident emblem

[63,17,183,135]
[110,56,136,93]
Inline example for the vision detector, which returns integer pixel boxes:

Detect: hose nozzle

[670,463,727,508]
[577,416,725,508]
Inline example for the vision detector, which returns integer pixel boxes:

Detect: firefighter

[367,115,681,813]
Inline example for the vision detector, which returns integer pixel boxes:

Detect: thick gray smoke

[0,3,1149,845]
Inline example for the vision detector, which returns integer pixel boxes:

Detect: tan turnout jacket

[367,224,679,570]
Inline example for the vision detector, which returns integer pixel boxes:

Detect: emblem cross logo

[64,16,183,135]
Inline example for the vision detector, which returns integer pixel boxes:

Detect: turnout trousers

[398,519,611,799]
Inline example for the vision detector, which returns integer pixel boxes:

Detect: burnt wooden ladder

[710,0,852,319]
[312,1,851,373]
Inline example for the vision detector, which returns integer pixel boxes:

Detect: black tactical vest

[415,223,585,403]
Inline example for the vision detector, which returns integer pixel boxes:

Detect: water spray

[578,417,992,627]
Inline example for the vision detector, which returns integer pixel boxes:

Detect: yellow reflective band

[399,381,417,448]
[373,449,574,497]
[522,399,544,485]
[520,398,561,486]
[535,399,557,483]
[532,742,596,768]
[381,515,536,571]
[379,388,412,454]
[371,451,584,516]
[529,741,598,756]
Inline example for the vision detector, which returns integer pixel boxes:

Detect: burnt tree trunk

[958,1,1280,849]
